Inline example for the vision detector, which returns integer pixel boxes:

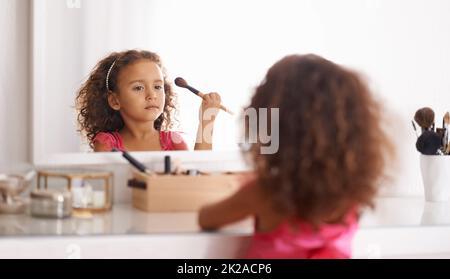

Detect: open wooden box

[127,171,242,212]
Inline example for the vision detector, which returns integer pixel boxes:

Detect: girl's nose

[146,88,157,100]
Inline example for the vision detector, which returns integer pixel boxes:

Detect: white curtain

[80,0,155,74]
[40,0,155,154]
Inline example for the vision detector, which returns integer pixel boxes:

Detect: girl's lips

[145,105,159,110]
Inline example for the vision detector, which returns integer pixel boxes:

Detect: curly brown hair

[246,54,393,226]
[76,50,177,148]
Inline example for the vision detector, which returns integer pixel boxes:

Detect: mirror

[32,0,450,196]
[34,0,265,161]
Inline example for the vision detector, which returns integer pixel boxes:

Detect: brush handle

[180,82,234,115]
[197,92,234,115]
[114,149,153,175]
[186,85,200,94]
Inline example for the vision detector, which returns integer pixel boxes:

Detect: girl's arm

[194,93,221,150]
[198,182,258,230]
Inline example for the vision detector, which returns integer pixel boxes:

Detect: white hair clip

[106,59,118,91]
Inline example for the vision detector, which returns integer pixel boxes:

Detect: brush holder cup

[420,155,450,202]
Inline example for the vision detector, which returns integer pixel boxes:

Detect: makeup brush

[414,107,435,132]
[174,77,234,115]
[411,120,419,138]
[443,112,450,154]
[443,112,450,125]
[112,148,154,176]
[416,130,442,155]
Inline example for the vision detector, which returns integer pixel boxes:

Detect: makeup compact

[30,189,72,218]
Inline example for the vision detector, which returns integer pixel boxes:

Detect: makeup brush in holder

[416,130,442,155]
[414,107,435,133]
[443,112,450,154]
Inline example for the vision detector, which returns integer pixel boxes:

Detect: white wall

[151,0,450,198]
[0,0,30,171]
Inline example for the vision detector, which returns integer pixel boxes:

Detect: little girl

[199,54,393,258]
[76,50,221,151]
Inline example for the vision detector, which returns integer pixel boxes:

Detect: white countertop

[2,196,450,236]
[0,204,253,237]
[1,197,450,258]
[360,197,450,228]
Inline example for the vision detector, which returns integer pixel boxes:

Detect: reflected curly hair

[247,54,393,226]
[76,50,177,149]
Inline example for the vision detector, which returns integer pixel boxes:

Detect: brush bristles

[414,107,435,129]
[174,77,188,88]
[416,130,441,155]
[444,112,450,126]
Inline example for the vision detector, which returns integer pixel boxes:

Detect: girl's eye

[154,85,163,90]
[133,85,145,91]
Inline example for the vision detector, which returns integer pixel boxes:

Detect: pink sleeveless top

[93,131,188,151]
[245,208,358,259]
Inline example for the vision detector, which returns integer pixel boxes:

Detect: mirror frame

[31,0,47,165]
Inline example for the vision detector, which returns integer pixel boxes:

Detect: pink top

[245,209,358,259]
[93,131,189,151]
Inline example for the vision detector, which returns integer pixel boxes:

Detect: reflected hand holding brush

[174,77,234,115]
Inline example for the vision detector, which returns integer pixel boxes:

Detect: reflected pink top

[93,131,188,151]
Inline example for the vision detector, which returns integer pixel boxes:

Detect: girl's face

[109,60,165,123]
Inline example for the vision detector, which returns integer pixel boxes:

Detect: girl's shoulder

[160,130,189,151]
[93,131,124,151]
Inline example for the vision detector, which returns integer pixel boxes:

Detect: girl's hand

[199,92,221,122]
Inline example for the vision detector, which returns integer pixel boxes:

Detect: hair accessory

[106,59,118,91]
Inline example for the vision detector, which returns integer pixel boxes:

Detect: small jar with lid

[30,190,72,218]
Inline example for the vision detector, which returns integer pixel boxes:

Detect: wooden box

[127,172,241,212]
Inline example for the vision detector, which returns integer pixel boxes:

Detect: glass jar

[30,190,72,218]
